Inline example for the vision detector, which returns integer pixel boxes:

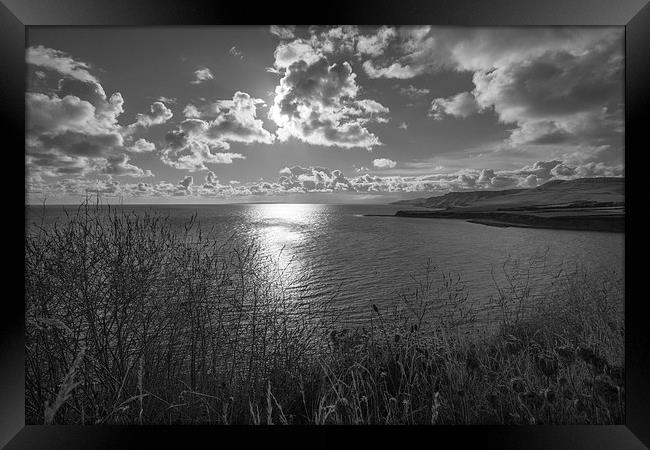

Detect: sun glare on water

[250,204,321,284]
[254,203,319,224]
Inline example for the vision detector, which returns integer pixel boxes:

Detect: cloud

[229,46,244,59]
[181,91,274,146]
[203,171,221,188]
[161,91,272,170]
[397,84,431,99]
[179,175,193,190]
[269,57,388,150]
[272,26,360,69]
[475,168,516,188]
[27,45,101,87]
[357,26,396,57]
[126,138,156,153]
[310,26,359,57]
[471,39,623,146]
[273,39,321,69]
[277,166,353,192]
[362,27,616,79]
[26,48,151,179]
[27,93,101,136]
[35,130,122,158]
[362,60,417,79]
[103,153,153,177]
[373,158,397,169]
[129,101,173,129]
[270,160,622,195]
[191,67,214,84]
[161,134,246,171]
[29,158,623,201]
[154,96,177,104]
[270,25,296,40]
[430,91,481,120]
[359,27,623,152]
[398,122,408,130]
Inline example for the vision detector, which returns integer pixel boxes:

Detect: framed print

[2,0,649,448]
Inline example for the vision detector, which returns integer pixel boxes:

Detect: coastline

[366,209,624,233]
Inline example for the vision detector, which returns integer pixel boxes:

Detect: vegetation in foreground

[25,202,625,425]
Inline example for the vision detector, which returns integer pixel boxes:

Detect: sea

[26,203,624,325]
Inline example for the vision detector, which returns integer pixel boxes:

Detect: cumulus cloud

[161,91,272,170]
[203,171,221,188]
[362,60,417,79]
[271,164,497,195]
[179,175,193,190]
[269,57,388,150]
[26,47,151,179]
[161,135,246,171]
[277,166,353,192]
[270,27,362,70]
[516,160,565,179]
[491,159,622,186]
[430,91,481,120]
[127,138,156,153]
[27,93,102,136]
[27,45,101,87]
[267,26,396,150]
[229,46,244,59]
[104,153,153,177]
[310,26,360,57]
[471,39,623,147]
[191,67,214,84]
[129,101,173,129]
[362,27,617,79]
[154,96,177,104]
[357,26,396,57]
[182,91,273,145]
[26,30,624,202]
[475,168,517,188]
[269,160,621,195]
[360,27,623,151]
[273,39,321,69]
[270,25,296,40]
[373,158,397,169]
[29,158,623,201]
[397,84,430,99]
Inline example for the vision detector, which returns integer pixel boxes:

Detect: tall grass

[25,201,624,425]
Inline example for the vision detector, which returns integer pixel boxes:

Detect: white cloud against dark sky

[25,26,624,203]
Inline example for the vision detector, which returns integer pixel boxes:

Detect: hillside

[385,177,624,232]
[392,177,623,211]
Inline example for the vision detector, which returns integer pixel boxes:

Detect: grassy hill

[392,177,623,211]
[388,178,624,232]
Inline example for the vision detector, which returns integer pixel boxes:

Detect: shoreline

[365,210,624,233]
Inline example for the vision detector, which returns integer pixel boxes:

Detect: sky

[25,26,624,204]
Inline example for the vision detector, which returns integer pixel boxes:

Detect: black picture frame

[2,0,648,448]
